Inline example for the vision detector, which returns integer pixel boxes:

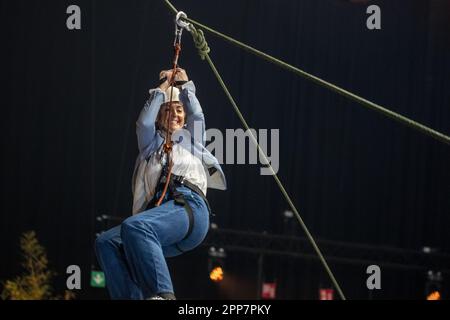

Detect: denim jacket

[131,81,226,214]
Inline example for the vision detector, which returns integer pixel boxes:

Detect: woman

[95,68,226,300]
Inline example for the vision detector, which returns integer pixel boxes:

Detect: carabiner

[173,11,190,46]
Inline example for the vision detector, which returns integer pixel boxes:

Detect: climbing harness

[147,168,212,253]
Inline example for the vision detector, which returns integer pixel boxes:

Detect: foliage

[1,231,75,300]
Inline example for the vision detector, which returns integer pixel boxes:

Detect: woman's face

[157,102,186,133]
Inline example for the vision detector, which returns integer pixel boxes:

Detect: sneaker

[147,293,176,300]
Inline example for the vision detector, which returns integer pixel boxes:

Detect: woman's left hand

[176,68,189,82]
[158,68,189,91]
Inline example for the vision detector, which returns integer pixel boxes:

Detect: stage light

[209,266,224,282]
[425,270,443,300]
[208,247,226,282]
[427,291,441,300]
[283,210,294,218]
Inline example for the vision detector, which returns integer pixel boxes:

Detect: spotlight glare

[426,291,441,300]
[209,266,224,282]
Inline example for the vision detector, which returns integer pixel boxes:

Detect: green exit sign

[90,270,106,288]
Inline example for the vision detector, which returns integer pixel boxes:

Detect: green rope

[165,0,450,146]
[204,53,348,301]
[189,24,210,60]
[168,1,347,300]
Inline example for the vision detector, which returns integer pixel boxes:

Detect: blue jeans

[94,186,210,299]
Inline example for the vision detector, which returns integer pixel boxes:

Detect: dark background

[1,0,449,299]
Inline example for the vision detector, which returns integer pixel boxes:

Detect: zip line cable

[164,0,450,146]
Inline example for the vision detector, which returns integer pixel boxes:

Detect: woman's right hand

[158,68,189,91]
[158,70,171,91]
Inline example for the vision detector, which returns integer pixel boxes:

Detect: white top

[143,143,208,203]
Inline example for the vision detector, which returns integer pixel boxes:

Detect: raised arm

[137,68,206,151]
[136,88,164,153]
[179,79,206,146]
[136,69,181,152]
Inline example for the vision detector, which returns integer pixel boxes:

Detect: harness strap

[169,183,194,242]
[146,174,211,252]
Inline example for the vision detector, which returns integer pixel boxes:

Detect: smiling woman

[94,67,226,300]
[157,100,186,133]
[156,69,188,134]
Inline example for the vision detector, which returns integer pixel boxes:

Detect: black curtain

[1,0,449,299]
